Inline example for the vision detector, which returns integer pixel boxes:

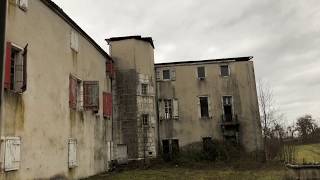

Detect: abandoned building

[2,0,114,179]
[1,0,263,179]
[155,58,263,153]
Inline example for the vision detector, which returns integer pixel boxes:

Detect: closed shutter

[156,69,161,81]
[22,44,28,91]
[4,137,21,171]
[103,92,112,118]
[158,100,165,120]
[173,98,179,119]
[171,69,176,81]
[4,42,11,90]
[106,61,114,79]
[68,139,77,168]
[69,75,77,109]
[83,81,99,111]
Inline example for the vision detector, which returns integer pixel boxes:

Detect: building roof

[155,56,253,66]
[106,36,155,49]
[40,0,112,61]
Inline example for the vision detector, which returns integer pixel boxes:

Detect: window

[199,97,209,118]
[197,66,205,79]
[220,65,230,76]
[223,96,232,105]
[141,83,148,95]
[71,30,79,52]
[4,42,27,93]
[4,137,21,171]
[162,69,170,80]
[142,114,149,126]
[103,92,112,118]
[68,138,77,168]
[69,76,99,111]
[164,99,172,119]
[223,96,233,122]
[106,61,115,79]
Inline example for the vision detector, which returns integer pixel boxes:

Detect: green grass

[295,143,320,163]
[87,162,285,180]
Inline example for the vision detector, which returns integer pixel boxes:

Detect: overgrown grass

[294,143,320,163]
[88,162,285,180]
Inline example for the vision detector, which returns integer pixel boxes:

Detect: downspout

[0,0,8,147]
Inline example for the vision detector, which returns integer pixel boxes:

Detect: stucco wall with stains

[2,0,112,179]
[156,60,263,153]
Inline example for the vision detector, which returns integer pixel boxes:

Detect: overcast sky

[52,0,320,124]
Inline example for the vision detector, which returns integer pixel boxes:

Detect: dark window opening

[197,66,205,79]
[163,69,170,80]
[202,137,213,153]
[220,65,229,76]
[200,97,209,118]
[142,114,149,126]
[223,96,233,122]
[141,83,148,95]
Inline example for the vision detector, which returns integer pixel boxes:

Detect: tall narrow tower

[106,36,158,161]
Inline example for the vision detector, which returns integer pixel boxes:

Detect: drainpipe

[0,0,7,144]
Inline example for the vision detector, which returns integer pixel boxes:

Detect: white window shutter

[71,30,79,52]
[68,139,77,168]
[158,100,165,120]
[171,69,176,81]
[156,69,161,81]
[14,52,24,93]
[208,97,212,118]
[19,0,28,11]
[173,99,179,119]
[4,137,21,171]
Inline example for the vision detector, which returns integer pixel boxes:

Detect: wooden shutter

[14,51,23,93]
[22,44,28,92]
[103,92,112,118]
[4,137,21,171]
[171,69,176,81]
[69,75,77,109]
[68,139,77,168]
[4,42,12,90]
[106,61,115,79]
[173,99,179,119]
[208,97,212,118]
[158,100,165,120]
[83,81,99,111]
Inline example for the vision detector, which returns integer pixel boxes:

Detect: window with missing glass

[142,114,149,125]
[199,97,209,118]
[141,83,148,95]
[197,66,205,79]
[220,65,230,76]
[162,69,171,80]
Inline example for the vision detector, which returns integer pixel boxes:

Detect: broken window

[197,66,205,79]
[223,96,233,122]
[164,99,172,119]
[220,65,230,76]
[141,83,148,95]
[4,42,27,93]
[142,114,149,126]
[83,81,99,111]
[199,97,209,118]
[162,69,170,80]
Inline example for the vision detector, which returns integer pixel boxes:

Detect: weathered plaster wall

[156,61,263,152]
[2,1,112,179]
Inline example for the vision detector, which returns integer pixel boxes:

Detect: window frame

[197,66,206,79]
[142,114,149,126]
[220,64,230,77]
[162,69,171,80]
[199,96,209,118]
[164,99,172,119]
[141,83,148,95]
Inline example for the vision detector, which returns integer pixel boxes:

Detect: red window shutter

[69,75,77,109]
[22,44,28,92]
[4,42,12,89]
[103,92,112,118]
[106,61,115,79]
[83,81,99,111]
